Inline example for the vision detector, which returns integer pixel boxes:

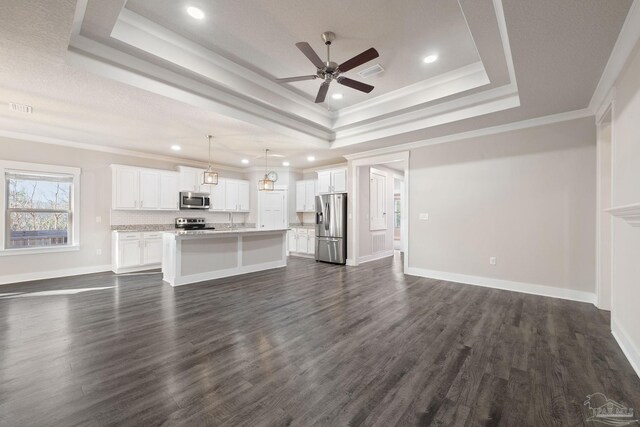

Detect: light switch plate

[489,257,497,265]
[96,216,102,223]
[419,213,429,220]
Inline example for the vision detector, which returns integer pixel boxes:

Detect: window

[394,195,401,229]
[1,161,80,254]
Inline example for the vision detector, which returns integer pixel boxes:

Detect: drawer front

[118,232,141,240]
[143,232,163,239]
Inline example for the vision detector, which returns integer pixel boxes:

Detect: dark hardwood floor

[1,255,639,426]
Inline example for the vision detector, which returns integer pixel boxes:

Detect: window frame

[0,160,81,256]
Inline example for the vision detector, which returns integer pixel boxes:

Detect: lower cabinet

[112,231,163,273]
[288,228,316,257]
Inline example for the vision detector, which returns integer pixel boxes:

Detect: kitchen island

[162,228,288,286]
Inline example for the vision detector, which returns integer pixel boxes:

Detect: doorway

[596,106,613,311]
[349,152,409,269]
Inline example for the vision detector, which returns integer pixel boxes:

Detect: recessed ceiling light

[241,159,249,164]
[332,93,343,100]
[423,54,438,64]
[307,156,315,162]
[171,145,181,151]
[186,6,205,20]
[282,161,290,167]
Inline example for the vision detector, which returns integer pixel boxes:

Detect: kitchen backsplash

[110,210,247,225]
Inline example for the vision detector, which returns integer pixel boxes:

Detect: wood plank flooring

[1,255,639,426]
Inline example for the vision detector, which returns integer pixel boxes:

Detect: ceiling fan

[276,31,379,103]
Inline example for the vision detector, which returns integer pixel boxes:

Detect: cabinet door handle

[134,200,138,208]
[141,200,143,208]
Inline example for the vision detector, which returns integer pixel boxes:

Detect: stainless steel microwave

[179,192,210,209]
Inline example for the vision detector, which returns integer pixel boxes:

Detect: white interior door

[259,191,286,229]
[370,169,387,230]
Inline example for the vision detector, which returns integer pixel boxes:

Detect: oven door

[180,192,210,209]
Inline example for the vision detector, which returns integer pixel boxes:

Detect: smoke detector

[9,102,33,114]
[357,63,384,79]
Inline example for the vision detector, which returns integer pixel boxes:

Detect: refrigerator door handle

[325,201,330,231]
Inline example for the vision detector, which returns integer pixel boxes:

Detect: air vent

[9,102,33,114]
[357,63,384,79]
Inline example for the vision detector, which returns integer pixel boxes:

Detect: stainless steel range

[175,217,216,230]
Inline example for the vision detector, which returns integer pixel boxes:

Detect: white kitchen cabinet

[295,180,317,212]
[113,167,139,209]
[112,231,164,273]
[112,165,179,211]
[305,180,317,211]
[288,228,315,257]
[317,171,331,194]
[159,173,179,210]
[238,180,250,211]
[210,178,226,211]
[295,181,306,212]
[179,167,199,192]
[210,178,250,212]
[139,170,160,209]
[317,168,347,194]
[225,179,239,210]
[143,234,163,265]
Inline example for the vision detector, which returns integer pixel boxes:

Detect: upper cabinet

[317,168,347,194]
[111,165,179,211]
[209,178,250,212]
[178,166,211,194]
[295,180,317,212]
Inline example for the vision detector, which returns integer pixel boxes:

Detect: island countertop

[163,227,289,238]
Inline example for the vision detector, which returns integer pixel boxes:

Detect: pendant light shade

[202,135,218,185]
[258,148,274,191]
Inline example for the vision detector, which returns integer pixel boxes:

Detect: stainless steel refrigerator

[315,193,347,264]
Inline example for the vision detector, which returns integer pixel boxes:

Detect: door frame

[348,151,409,269]
[257,185,288,229]
[596,99,614,311]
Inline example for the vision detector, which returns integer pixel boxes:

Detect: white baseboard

[0,264,112,286]
[404,266,597,305]
[612,317,640,379]
[358,250,395,265]
[346,258,356,266]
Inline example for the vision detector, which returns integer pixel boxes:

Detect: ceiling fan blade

[315,81,330,103]
[296,42,325,69]
[337,76,374,93]
[338,48,379,72]
[276,75,318,83]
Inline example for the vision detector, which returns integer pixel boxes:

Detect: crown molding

[332,62,489,128]
[342,108,593,160]
[332,84,520,148]
[113,9,332,127]
[67,36,333,147]
[0,129,246,173]
[589,0,640,114]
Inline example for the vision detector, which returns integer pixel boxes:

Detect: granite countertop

[165,227,289,237]
[112,223,255,232]
[289,224,315,229]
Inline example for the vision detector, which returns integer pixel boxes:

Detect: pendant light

[258,148,275,191]
[202,134,218,185]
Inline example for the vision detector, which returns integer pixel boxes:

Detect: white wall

[609,41,640,375]
[0,137,242,284]
[407,117,597,299]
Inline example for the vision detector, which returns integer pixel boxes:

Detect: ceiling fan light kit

[276,31,379,103]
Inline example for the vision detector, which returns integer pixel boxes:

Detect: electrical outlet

[489,257,497,265]
[96,216,102,223]
[96,249,102,256]
[419,213,429,220]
